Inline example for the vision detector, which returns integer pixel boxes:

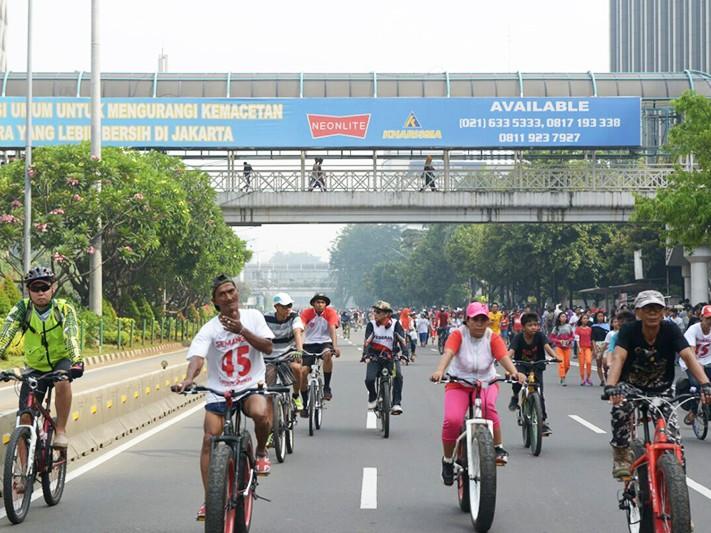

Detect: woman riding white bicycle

[431,302,524,485]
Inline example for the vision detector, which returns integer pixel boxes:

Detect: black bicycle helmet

[24,266,55,286]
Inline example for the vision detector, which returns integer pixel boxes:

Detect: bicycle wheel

[626,440,653,533]
[379,380,391,439]
[41,423,67,506]
[3,426,34,524]
[456,436,470,513]
[285,399,295,454]
[308,383,316,436]
[528,394,543,457]
[272,396,286,463]
[205,442,236,533]
[468,425,497,532]
[520,394,531,449]
[656,452,691,533]
[692,402,708,440]
[315,381,323,430]
[235,432,255,533]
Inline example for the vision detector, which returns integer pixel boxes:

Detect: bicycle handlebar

[302,349,332,358]
[515,359,562,370]
[171,383,291,400]
[0,369,71,386]
[601,389,702,405]
[437,374,516,387]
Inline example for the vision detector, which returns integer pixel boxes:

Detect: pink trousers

[442,382,500,443]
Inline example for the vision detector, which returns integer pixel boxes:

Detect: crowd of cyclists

[2,265,711,527]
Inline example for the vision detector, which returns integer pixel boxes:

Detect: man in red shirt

[435,307,450,339]
[300,293,341,407]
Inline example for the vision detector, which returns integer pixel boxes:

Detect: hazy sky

[6,0,610,261]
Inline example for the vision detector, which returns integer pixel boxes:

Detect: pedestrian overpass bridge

[208,163,672,224]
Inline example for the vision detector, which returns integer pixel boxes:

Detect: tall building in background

[610,0,711,72]
[0,1,7,72]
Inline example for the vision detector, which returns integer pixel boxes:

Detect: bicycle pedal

[254,492,272,503]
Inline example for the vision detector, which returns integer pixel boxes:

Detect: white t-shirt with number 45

[187,309,274,404]
[681,322,711,371]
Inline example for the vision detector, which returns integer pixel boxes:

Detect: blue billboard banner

[0,96,641,149]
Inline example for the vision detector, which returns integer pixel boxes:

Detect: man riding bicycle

[435,306,450,343]
[606,290,711,480]
[506,311,559,436]
[0,266,83,452]
[300,293,340,408]
[263,293,305,409]
[680,304,711,425]
[362,300,410,415]
[174,274,274,520]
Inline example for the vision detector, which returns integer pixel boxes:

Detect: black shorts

[302,342,333,367]
[205,393,256,418]
[18,358,72,412]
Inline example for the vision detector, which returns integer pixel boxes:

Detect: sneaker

[508,396,519,412]
[684,411,696,425]
[53,432,69,448]
[293,396,303,410]
[299,408,309,418]
[580,380,585,386]
[255,454,271,476]
[323,388,333,401]
[612,446,632,480]
[391,404,403,415]
[542,421,552,436]
[367,400,377,410]
[495,446,509,466]
[560,378,567,387]
[196,503,206,521]
[441,457,454,486]
[13,478,26,495]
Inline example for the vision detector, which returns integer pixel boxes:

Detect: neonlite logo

[307,114,371,139]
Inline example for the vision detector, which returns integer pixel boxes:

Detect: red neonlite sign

[307,114,371,139]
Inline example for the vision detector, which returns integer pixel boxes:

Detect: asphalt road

[3,337,711,532]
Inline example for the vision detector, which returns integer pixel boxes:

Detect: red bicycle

[604,389,698,533]
[0,370,69,524]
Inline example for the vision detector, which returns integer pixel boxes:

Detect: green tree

[634,91,711,247]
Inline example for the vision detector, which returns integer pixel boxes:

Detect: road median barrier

[0,364,206,481]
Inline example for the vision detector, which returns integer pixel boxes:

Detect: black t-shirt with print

[510,331,550,364]
[617,320,689,392]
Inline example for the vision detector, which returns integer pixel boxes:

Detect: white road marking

[0,402,204,520]
[569,414,607,434]
[360,467,378,509]
[366,411,377,429]
[687,477,711,500]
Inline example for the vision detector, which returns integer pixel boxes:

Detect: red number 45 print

[221,345,251,378]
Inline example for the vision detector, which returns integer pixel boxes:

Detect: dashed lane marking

[360,467,378,509]
[687,477,711,500]
[366,411,377,429]
[568,414,607,434]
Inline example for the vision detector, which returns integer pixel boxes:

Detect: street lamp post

[22,0,33,284]
[88,0,102,315]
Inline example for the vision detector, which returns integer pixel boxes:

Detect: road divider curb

[82,342,185,367]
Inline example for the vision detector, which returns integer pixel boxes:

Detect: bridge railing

[204,164,674,193]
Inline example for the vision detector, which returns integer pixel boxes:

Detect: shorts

[302,342,333,367]
[18,358,72,412]
[205,393,255,417]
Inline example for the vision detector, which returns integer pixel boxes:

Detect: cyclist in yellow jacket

[0,267,83,449]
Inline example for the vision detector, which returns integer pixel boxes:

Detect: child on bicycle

[362,300,410,415]
[605,291,711,480]
[431,302,524,485]
[506,312,559,436]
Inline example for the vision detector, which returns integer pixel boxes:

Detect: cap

[211,274,236,297]
[273,292,294,306]
[634,290,666,309]
[373,300,393,313]
[702,305,711,318]
[310,293,331,306]
[466,302,489,319]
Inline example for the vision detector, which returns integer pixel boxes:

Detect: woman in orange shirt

[575,314,593,386]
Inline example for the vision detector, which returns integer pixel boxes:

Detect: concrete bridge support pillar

[684,247,711,305]
[681,262,691,301]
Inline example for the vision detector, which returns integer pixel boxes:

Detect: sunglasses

[29,284,51,293]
